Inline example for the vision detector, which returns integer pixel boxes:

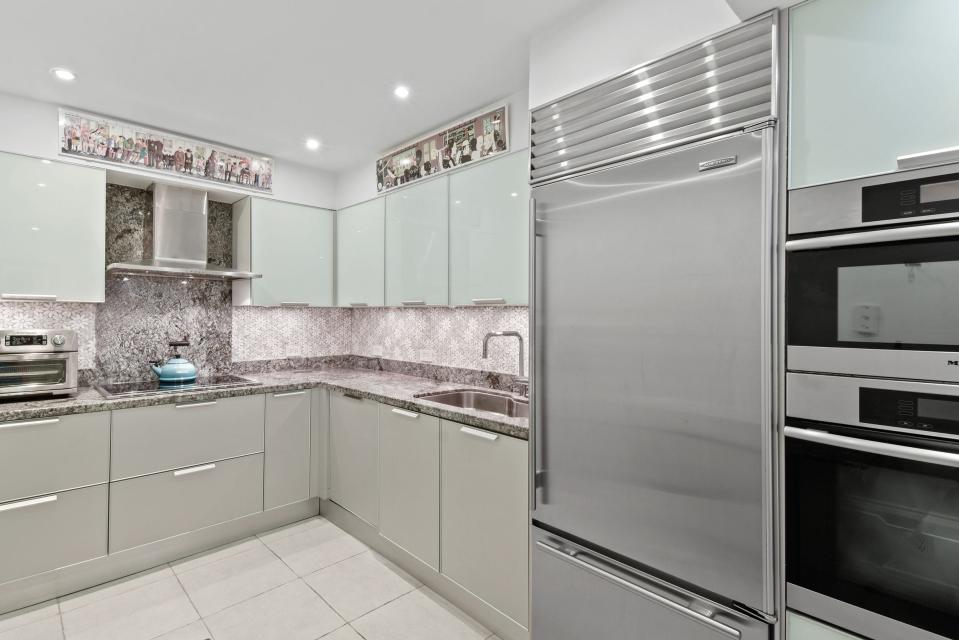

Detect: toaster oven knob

[52,335,65,346]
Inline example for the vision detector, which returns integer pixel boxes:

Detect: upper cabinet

[337,198,385,307]
[234,197,334,307]
[0,152,105,303]
[449,152,529,306]
[385,177,449,306]
[789,0,959,188]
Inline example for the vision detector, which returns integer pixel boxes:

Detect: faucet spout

[482,331,526,380]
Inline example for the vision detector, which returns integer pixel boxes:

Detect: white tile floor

[0,517,502,640]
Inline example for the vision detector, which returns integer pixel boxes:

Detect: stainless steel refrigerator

[528,15,779,639]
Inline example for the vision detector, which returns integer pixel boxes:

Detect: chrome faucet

[482,331,528,396]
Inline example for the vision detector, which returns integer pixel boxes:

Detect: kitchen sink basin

[416,389,529,419]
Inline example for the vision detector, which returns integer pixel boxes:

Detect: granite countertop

[0,368,529,440]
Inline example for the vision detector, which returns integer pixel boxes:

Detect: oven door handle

[785,426,959,468]
[785,220,959,251]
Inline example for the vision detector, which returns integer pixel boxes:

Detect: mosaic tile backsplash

[0,184,529,380]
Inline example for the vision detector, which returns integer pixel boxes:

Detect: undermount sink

[416,389,529,419]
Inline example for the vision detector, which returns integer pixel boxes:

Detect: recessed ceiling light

[50,67,76,82]
[394,85,410,99]
[305,138,320,151]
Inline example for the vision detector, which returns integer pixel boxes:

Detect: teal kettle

[151,340,198,384]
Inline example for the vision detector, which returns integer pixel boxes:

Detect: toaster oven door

[0,353,77,398]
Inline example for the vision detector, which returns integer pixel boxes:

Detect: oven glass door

[787,236,959,352]
[0,355,70,393]
[786,422,959,639]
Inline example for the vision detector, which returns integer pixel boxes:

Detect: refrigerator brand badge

[698,155,738,172]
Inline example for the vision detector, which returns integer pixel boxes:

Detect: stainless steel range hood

[106,184,261,281]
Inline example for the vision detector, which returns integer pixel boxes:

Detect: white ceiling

[0,0,591,171]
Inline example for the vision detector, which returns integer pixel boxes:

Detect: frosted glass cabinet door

[790,0,959,188]
[385,178,449,306]
[449,152,529,306]
[249,198,334,306]
[336,198,385,307]
[0,152,105,302]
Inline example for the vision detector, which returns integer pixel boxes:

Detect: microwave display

[4,335,47,347]
[862,172,959,223]
[860,387,959,435]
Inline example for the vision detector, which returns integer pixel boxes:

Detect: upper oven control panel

[789,160,959,236]
[0,330,77,353]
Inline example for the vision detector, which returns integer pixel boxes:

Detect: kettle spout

[150,363,162,377]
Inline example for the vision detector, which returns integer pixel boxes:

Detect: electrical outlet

[419,349,435,363]
[852,304,880,336]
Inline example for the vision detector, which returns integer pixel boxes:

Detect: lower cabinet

[264,390,312,509]
[109,453,264,552]
[330,392,379,526]
[786,612,865,640]
[378,404,440,569]
[0,484,108,584]
[440,420,529,627]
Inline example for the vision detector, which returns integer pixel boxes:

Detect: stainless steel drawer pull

[0,418,60,430]
[785,426,959,468]
[274,390,307,398]
[459,426,498,441]
[342,393,363,401]
[472,298,506,305]
[349,302,369,307]
[174,401,217,409]
[0,494,58,513]
[173,463,216,477]
[280,302,309,307]
[391,408,419,419]
[535,541,741,639]
[401,300,426,306]
[897,145,959,170]
[1,293,57,301]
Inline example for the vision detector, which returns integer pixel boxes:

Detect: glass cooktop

[96,374,260,399]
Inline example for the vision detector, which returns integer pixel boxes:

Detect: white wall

[528,0,739,108]
[0,91,336,208]
[334,87,530,210]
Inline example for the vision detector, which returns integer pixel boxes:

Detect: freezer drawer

[0,484,108,585]
[0,411,110,503]
[531,527,770,640]
[109,453,264,552]
[111,394,264,480]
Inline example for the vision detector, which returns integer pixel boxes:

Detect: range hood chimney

[106,184,261,281]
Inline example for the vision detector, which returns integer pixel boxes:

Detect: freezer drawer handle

[391,408,419,419]
[785,426,959,468]
[0,418,60,431]
[535,541,741,639]
[0,494,58,513]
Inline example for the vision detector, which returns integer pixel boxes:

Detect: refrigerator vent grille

[529,14,776,183]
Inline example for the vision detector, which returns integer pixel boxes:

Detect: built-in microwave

[787,161,959,383]
[786,372,959,640]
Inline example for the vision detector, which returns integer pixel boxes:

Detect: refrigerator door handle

[535,541,742,639]
[530,195,545,510]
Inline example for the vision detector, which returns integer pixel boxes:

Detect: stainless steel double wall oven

[786,160,959,640]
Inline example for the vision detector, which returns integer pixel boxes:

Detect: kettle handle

[169,340,190,348]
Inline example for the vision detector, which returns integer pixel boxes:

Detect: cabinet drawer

[0,412,110,503]
[111,394,264,480]
[0,484,107,585]
[264,390,311,510]
[110,453,264,552]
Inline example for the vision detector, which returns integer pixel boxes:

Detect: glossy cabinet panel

[0,152,105,302]
[786,612,864,640]
[790,0,959,187]
[337,199,385,307]
[311,388,330,499]
[385,178,449,306]
[264,390,312,509]
[440,420,529,626]
[378,404,439,569]
[236,197,334,306]
[329,392,379,525]
[449,152,529,305]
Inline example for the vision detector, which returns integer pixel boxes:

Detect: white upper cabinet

[0,152,105,303]
[234,197,334,307]
[449,152,529,306]
[336,198,385,307]
[385,177,449,306]
[789,0,959,188]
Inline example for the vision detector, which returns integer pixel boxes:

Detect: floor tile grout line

[57,565,175,617]
[169,562,205,626]
[194,574,304,623]
[0,603,61,636]
[170,536,266,576]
